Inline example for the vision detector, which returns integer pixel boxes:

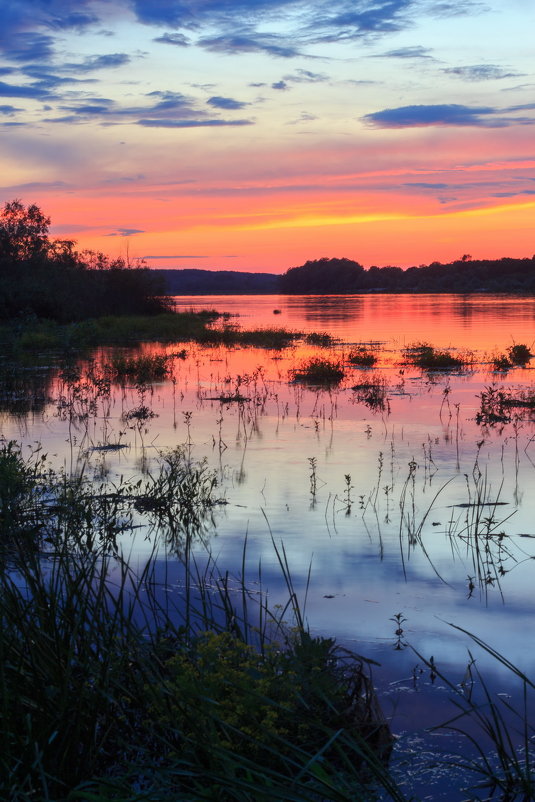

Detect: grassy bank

[0,312,316,353]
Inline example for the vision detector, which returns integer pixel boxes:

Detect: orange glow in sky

[1,1,534,272]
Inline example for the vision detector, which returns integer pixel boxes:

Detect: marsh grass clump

[0,440,45,546]
[491,343,533,371]
[348,347,378,367]
[305,331,337,347]
[290,357,346,384]
[476,385,535,425]
[109,352,174,383]
[148,629,392,784]
[0,440,222,555]
[508,343,532,365]
[351,378,389,411]
[203,325,301,349]
[491,353,513,372]
[404,342,467,370]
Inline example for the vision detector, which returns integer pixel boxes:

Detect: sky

[0,0,534,273]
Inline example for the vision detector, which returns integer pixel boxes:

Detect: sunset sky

[1,0,534,272]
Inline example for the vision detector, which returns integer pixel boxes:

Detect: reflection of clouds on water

[3,293,535,756]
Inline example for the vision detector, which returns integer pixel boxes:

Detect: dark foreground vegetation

[0,440,397,802]
[0,200,171,322]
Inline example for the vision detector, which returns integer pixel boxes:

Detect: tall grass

[0,439,402,802]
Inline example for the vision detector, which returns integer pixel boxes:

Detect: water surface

[3,292,535,799]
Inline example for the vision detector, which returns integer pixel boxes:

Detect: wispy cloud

[62,54,132,73]
[0,80,52,99]
[137,118,254,127]
[105,228,145,236]
[0,104,23,115]
[281,69,330,83]
[198,32,300,58]
[443,64,522,81]
[207,96,248,110]
[376,45,435,59]
[153,32,191,47]
[362,103,535,128]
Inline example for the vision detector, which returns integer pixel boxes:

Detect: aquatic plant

[351,378,389,412]
[403,342,467,370]
[491,343,533,372]
[508,343,532,366]
[305,331,337,347]
[108,352,177,383]
[348,347,378,367]
[290,357,345,384]
[476,385,535,426]
[414,626,535,801]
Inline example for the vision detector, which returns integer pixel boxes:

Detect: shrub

[507,343,532,365]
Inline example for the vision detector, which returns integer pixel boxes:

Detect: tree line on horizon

[278,255,535,294]
[0,200,169,322]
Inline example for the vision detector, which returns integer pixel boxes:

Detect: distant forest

[159,255,535,295]
[278,256,535,294]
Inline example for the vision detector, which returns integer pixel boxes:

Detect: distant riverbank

[156,255,535,295]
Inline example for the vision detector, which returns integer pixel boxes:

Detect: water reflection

[2,294,535,767]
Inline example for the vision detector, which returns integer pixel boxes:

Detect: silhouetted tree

[0,200,170,321]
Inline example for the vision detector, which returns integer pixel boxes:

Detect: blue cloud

[105,228,145,236]
[491,190,535,198]
[0,104,22,115]
[63,54,132,73]
[207,96,247,110]
[362,103,529,128]
[444,64,522,81]
[0,80,52,99]
[154,32,190,46]
[404,182,449,189]
[272,80,289,90]
[198,32,300,57]
[376,45,434,59]
[137,118,254,127]
[2,33,56,63]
